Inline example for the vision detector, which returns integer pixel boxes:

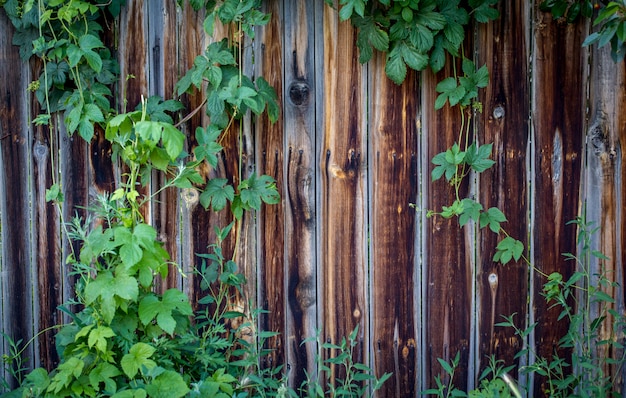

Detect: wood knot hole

[493,105,505,120]
[288,81,310,106]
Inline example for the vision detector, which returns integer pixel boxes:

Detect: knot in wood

[492,105,505,120]
[288,80,310,106]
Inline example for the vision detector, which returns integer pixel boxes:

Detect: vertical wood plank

[174,3,206,302]
[583,43,626,391]
[256,0,287,378]
[531,8,586,395]
[475,0,530,382]
[33,118,61,371]
[369,53,420,397]
[0,10,35,386]
[320,4,368,387]
[422,63,472,390]
[149,1,182,292]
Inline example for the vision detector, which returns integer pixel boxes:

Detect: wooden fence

[1,1,625,396]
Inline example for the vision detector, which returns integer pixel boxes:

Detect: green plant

[497,215,626,397]
[3,0,124,141]
[328,0,500,84]
[541,0,626,61]
[298,326,392,398]
[422,352,520,398]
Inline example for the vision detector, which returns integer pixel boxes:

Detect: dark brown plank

[149,1,182,292]
[422,61,472,390]
[256,0,287,378]
[475,0,530,382]
[369,52,420,397]
[320,4,368,389]
[531,9,586,395]
[0,10,36,386]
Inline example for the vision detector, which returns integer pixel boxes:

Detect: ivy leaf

[121,342,156,379]
[256,77,280,123]
[494,236,524,265]
[194,125,223,168]
[161,123,185,160]
[385,45,407,84]
[238,173,281,211]
[399,41,429,71]
[339,0,366,20]
[89,362,121,393]
[459,198,483,226]
[479,207,507,233]
[439,0,469,51]
[48,357,84,393]
[87,326,115,353]
[200,178,235,211]
[469,0,500,23]
[353,15,390,63]
[139,96,184,124]
[431,143,464,181]
[464,142,495,173]
[138,289,193,335]
[145,370,190,398]
[84,270,139,324]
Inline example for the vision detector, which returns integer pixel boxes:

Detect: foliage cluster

[541,0,626,61]
[0,0,393,396]
[1,0,626,396]
[327,0,499,84]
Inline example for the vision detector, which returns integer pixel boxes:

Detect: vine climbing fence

[1,1,625,396]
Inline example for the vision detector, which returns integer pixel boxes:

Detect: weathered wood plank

[475,0,530,384]
[320,4,368,389]
[33,117,61,371]
[256,0,287,378]
[369,52,420,397]
[422,61,472,390]
[531,9,586,395]
[149,0,182,292]
[583,43,626,391]
[0,10,35,386]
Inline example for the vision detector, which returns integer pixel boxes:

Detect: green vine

[541,0,626,61]
[330,0,499,84]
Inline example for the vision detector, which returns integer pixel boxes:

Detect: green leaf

[138,289,193,335]
[238,173,280,211]
[145,371,190,398]
[494,236,524,265]
[385,45,407,84]
[89,362,121,393]
[161,123,185,160]
[200,178,235,211]
[469,0,500,23]
[121,342,156,379]
[479,207,507,233]
[459,199,483,226]
[464,142,495,172]
[84,270,139,323]
[87,326,115,353]
[48,357,84,393]
[431,143,464,181]
[399,41,429,71]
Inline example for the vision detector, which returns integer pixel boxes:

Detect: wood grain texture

[531,7,586,395]
[0,10,35,386]
[149,0,182,292]
[369,51,419,397]
[255,0,287,378]
[422,62,472,390]
[475,0,530,383]
[584,43,626,390]
[320,5,368,389]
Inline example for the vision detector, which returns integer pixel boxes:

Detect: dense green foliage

[328,0,499,84]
